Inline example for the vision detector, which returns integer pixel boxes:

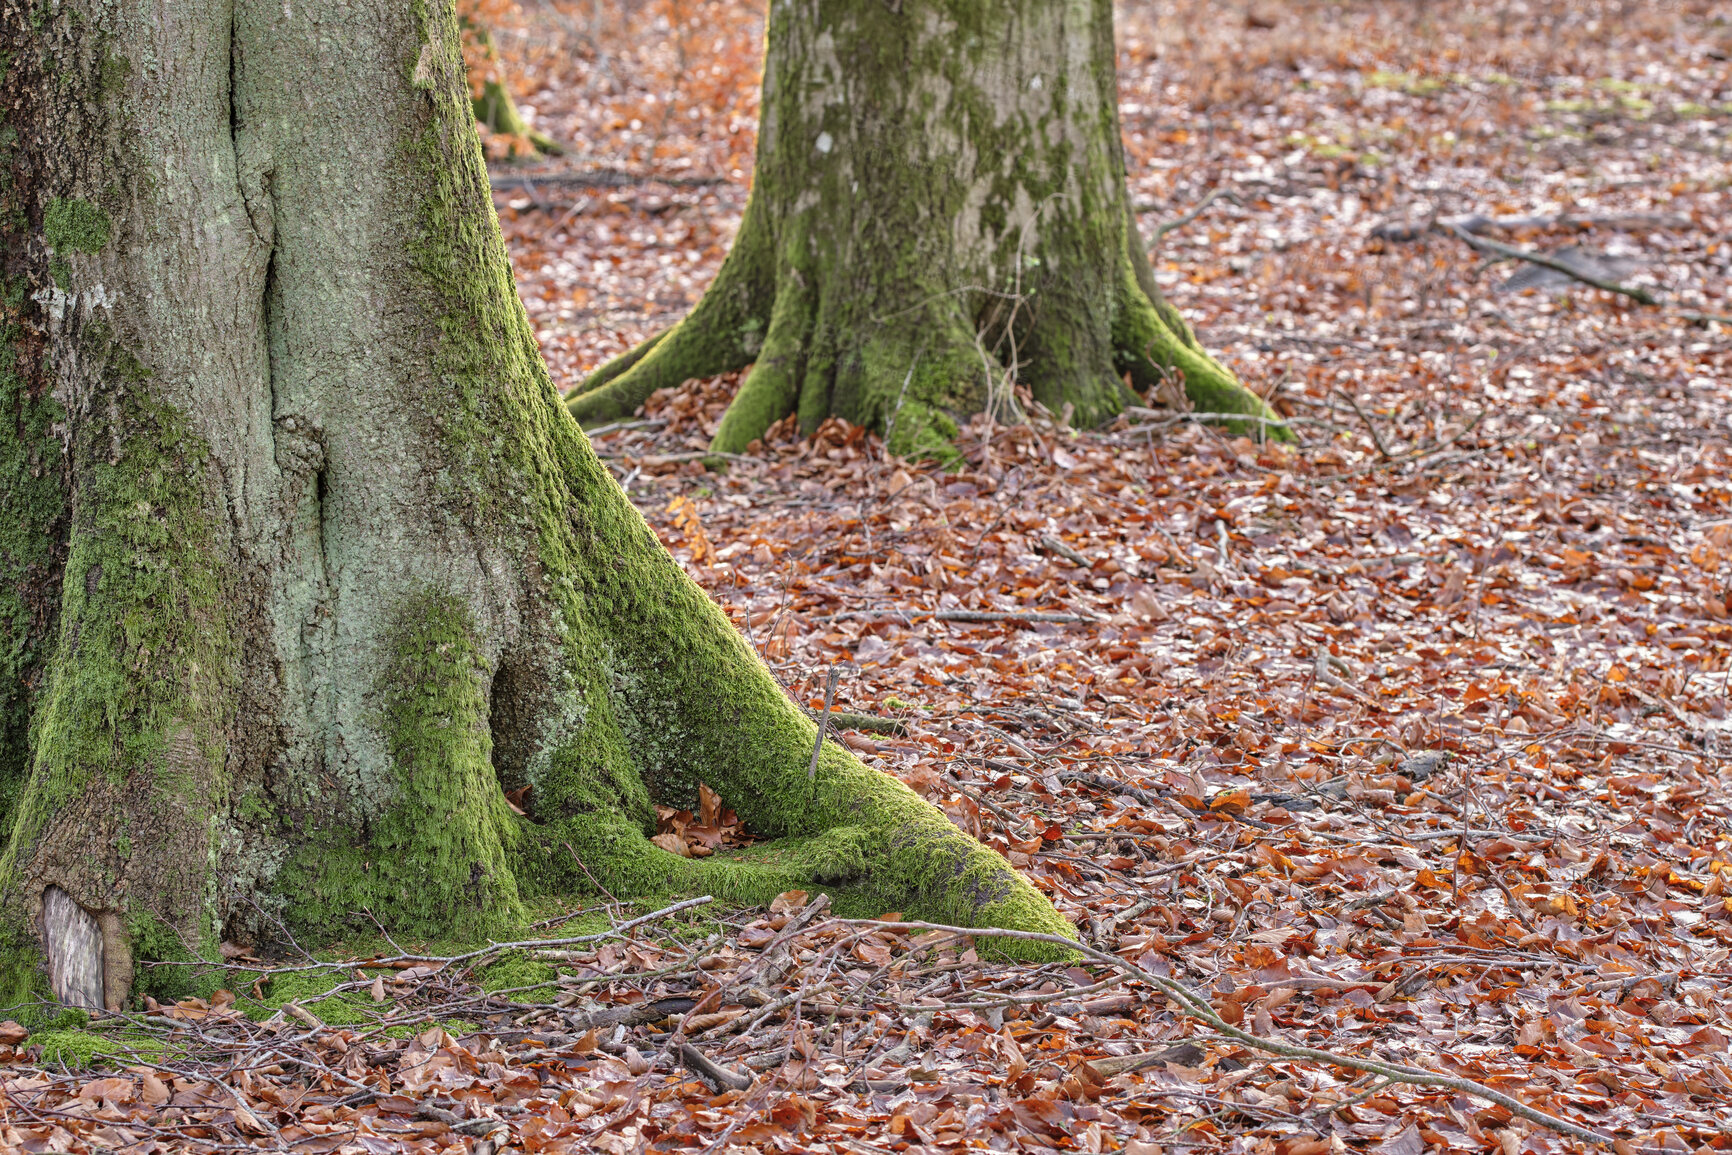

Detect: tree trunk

[565,0,1288,457]
[0,0,1069,1012]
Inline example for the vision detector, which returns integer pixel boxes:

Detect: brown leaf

[233,1104,271,1136]
[78,1077,134,1103]
[650,831,691,857]
[1208,788,1252,815]
[1377,1123,1424,1155]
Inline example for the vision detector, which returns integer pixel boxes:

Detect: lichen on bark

[564,0,1290,456]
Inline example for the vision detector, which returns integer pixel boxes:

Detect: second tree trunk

[567,0,1288,455]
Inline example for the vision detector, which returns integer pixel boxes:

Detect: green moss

[127,908,220,1004]
[96,47,129,103]
[33,1028,164,1069]
[13,372,232,809]
[22,1008,166,1070]
[0,889,50,1020]
[42,197,109,254]
[479,952,558,1000]
[0,327,234,1005]
[250,968,379,1026]
[0,273,65,834]
[306,0,1082,961]
[473,79,528,137]
[277,592,524,939]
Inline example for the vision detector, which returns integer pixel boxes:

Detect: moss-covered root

[1113,248,1293,443]
[275,592,525,939]
[708,277,814,454]
[540,446,1078,957]
[565,290,766,427]
[566,198,775,427]
[547,768,1076,962]
[574,328,668,399]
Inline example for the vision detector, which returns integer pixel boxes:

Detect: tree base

[565,198,1290,457]
[561,0,1291,456]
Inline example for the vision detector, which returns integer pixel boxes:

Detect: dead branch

[845,918,1616,1148]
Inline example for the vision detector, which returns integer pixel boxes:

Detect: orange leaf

[1209,789,1252,815]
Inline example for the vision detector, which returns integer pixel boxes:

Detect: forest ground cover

[2,1,1729,1152]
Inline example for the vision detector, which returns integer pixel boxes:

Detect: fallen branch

[1122,407,1296,431]
[1371,210,1692,243]
[596,450,756,466]
[815,609,1092,624]
[679,1043,753,1092]
[1335,389,1396,458]
[1148,188,1243,240]
[583,417,670,438]
[1442,221,1658,305]
[801,708,910,735]
[845,919,1615,1148]
[936,609,1091,624]
[1058,768,1161,806]
[487,168,725,192]
[1038,535,1093,568]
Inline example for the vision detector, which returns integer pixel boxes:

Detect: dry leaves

[6,0,1731,1152]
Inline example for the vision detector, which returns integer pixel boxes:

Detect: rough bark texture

[565,0,1288,457]
[0,0,1070,1013]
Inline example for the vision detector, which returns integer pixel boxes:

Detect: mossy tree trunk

[565,0,1288,457]
[0,0,1069,1013]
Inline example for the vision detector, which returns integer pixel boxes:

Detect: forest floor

[4,1,1730,1153]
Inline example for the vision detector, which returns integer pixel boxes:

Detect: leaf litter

[5,0,1731,1151]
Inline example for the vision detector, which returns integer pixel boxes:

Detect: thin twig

[807,665,841,788]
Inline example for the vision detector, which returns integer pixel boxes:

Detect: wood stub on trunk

[43,887,104,1010]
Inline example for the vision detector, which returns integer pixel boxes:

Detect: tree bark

[0,0,1070,1012]
[564,0,1289,457]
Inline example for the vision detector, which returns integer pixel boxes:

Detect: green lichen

[42,197,109,253]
